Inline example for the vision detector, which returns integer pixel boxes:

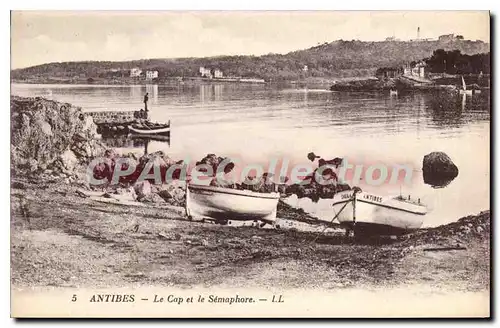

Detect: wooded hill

[11,38,490,82]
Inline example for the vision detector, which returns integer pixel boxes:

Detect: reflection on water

[130,84,159,108]
[100,135,170,156]
[146,84,159,104]
[129,85,142,102]
[11,83,490,226]
[200,84,224,102]
[425,90,490,128]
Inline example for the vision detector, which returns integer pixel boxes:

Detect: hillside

[11,38,490,83]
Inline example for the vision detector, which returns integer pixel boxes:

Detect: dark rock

[195,153,235,176]
[307,152,320,162]
[318,157,343,169]
[157,189,173,201]
[423,152,459,187]
[11,181,27,189]
[210,177,236,188]
[336,183,352,192]
[92,157,114,184]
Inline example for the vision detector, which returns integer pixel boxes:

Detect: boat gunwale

[129,126,171,134]
[331,191,427,216]
[188,184,280,200]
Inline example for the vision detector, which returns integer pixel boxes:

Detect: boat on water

[129,120,170,136]
[185,184,280,225]
[459,76,480,95]
[331,189,427,236]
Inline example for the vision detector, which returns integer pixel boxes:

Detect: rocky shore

[10,96,490,292]
[329,76,490,93]
[10,96,349,206]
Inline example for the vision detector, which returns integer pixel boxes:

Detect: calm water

[11,83,490,227]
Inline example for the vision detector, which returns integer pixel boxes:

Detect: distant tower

[417,27,420,40]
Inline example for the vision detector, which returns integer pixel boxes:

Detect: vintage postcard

[10,10,490,318]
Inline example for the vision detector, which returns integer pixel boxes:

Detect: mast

[352,190,357,229]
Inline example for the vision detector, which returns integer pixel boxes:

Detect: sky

[11,11,490,69]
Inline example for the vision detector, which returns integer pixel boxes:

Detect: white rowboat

[186,184,280,224]
[331,190,427,236]
[129,125,170,135]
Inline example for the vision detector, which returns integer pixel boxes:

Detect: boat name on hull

[341,193,354,200]
[340,192,383,203]
[362,194,383,203]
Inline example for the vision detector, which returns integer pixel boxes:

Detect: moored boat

[331,189,427,236]
[185,184,280,225]
[129,120,170,136]
[459,76,476,95]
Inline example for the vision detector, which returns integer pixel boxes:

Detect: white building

[130,68,142,78]
[146,70,158,80]
[404,62,426,78]
[199,66,212,78]
[199,66,224,79]
[213,69,223,78]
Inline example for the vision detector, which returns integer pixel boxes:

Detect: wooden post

[352,191,357,232]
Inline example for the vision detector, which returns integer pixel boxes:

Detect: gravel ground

[10,177,490,292]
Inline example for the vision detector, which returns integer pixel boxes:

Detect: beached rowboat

[185,184,280,224]
[331,189,427,236]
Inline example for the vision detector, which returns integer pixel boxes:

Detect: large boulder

[422,152,459,186]
[10,96,104,176]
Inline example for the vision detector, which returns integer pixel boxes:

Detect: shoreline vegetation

[10,74,492,95]
[11,38,490,88]
[10,95,490,291]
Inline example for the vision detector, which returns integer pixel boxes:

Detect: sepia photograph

[10,10,490,318]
